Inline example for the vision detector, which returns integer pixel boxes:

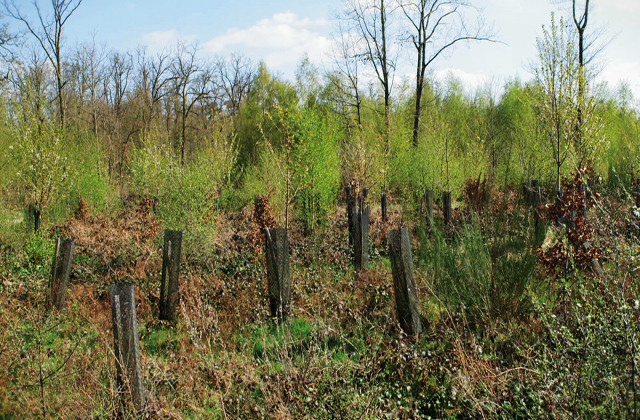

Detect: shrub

[255,106,341,232]
[129,131,236,259]
[419,212,538,326]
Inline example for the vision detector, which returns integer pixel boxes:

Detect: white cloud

[203,12,331,76]
[142,30,179,51]
[598,61,640,98]
[607,0,640,12]
[141,29,196,52]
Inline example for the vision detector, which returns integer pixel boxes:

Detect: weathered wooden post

[522,183,530,205]
[353,196,370,272]
[264,227,291,320]
[531,180,540,206]
[442,191,452,226]
[159,230,182,322]
[47,237,74,310]
[388,227,422,336]
[345,186,355,245]
[381,192,388,222]
[579,183,587,217]
[424,189,434,232]
[111,283,145,415]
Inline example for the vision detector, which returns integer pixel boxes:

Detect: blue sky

[8,0,640,101]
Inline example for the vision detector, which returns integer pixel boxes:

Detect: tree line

[0,0,638,234]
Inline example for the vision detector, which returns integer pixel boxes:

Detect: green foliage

[129,130,236,258]
[601,88,640,192]
[289,108,341,232]
[419,213,538,326]
[527,274,640,418]
[494,80,547,182]
[17,231,55,278]
[7,119,69,224]
[252,106,341,232]
[533,13,607,186]
[235,62,298,174]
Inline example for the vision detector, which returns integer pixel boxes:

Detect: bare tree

[2,0,84,128]
[171,42,213,165]
[9,50,50,125]
[0,21,20,71]
[104,51,132,177]
[344,0,396,144]
[398,0,493,147]
[134,47,172,135]
[69,39,108,139]
[216,52,255,118]
[571,0,590,155]
[330,19,363,132]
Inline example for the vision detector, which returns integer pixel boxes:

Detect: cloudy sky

[11,0,640,100]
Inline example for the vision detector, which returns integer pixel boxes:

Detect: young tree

[534,14,578,191]
[2,0,84,128]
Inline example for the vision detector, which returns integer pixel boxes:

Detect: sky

[7,0,640,102]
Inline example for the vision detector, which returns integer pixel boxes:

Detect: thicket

[1,5,640,418]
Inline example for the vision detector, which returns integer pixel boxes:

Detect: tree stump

[47,237,74,311]
[424,189,434,232]
[522,183,530,205]
[353,205,370,271]
[531,180,541,207]
[159,230,182,322]
[111,283,145,415]
[442,191,452,226]
[381,192,388,222]
[264,227,291,320]
[579,183,587,217]
[345,186,355,246]
[388,227,422,336]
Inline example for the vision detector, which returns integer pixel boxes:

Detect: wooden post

[111,283,145,415]
[353,204,370,272]
[381,192,388,222]
[34,208,41,232]
[522,183,530,205]
[388,227,422,336]
[264,227,291,320]
[635,179,640,208]
[442,191,452,226]
[531,180,540,207]
[345,186,354,246]
[424,189,434,232]
[579,183,587,217]
[47,237,74,310]
[159,230,182,322]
